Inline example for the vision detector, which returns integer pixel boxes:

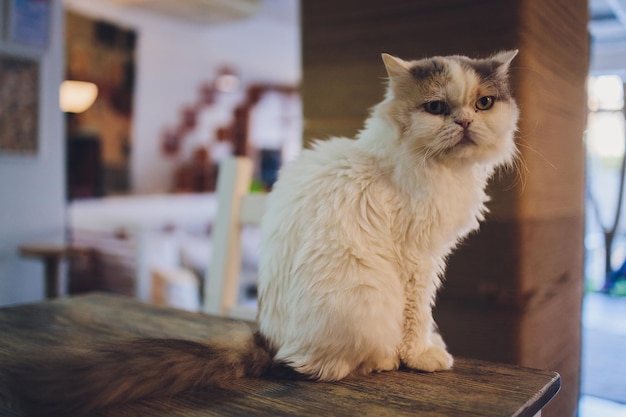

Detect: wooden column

[301,2,589,416]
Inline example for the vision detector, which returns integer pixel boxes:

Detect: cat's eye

[475,96,495,110]
[423,101,448,115]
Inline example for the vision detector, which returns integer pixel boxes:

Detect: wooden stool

[19,244,92,298]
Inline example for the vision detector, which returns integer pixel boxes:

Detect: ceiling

[590,0,626,74]
[111,0,261,24]
[102,0,299,25]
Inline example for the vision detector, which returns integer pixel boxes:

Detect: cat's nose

[455,119,472,129]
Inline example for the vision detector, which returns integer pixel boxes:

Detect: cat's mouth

[455,133,476,147]
[440,132,478,157]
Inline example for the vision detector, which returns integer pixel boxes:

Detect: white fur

[257,52,519,381]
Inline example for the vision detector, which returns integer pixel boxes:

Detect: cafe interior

[1,1,625,416]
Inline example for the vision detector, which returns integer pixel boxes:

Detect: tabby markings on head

[410,59,447,81]
[455,57,512,100]
[409,56,512,101]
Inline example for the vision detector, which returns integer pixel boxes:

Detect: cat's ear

[491,49,518,71]
[382,53,411,78]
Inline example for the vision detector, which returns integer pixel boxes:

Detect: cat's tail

[6,327,273,417]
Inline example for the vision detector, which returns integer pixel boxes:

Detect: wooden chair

[203,157,266,321]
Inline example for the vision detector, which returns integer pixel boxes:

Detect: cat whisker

[412,142,438,165]
[515,138,557,170]
[499,151,527,191]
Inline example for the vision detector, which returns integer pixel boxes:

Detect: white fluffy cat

[258,50,519,380]
[10,51,519,416]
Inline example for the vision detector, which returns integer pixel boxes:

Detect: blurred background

[0,1,625,416]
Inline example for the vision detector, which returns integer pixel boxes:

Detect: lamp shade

[59,81,98,113]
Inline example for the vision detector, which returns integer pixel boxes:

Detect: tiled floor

[579,293,626,416]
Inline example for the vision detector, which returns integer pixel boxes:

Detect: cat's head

[379,51,519,169]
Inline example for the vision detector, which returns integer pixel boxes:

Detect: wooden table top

[0,293,560,417]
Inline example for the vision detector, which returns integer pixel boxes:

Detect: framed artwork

[0,1,3,38]
[0,53,39,155]
[5,0,51,49]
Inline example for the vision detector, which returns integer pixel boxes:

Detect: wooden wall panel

[301,1,589,416]
[513,0,589,221]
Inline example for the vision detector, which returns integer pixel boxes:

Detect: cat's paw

[358,354,400,374]
[373,355,400,373]
[401,345,453,372]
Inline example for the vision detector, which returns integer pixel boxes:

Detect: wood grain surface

[0,293,560,416]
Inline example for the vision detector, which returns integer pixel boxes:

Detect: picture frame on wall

[0,53,40,155]
[0,0,3,39]
[5,0,51,49]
